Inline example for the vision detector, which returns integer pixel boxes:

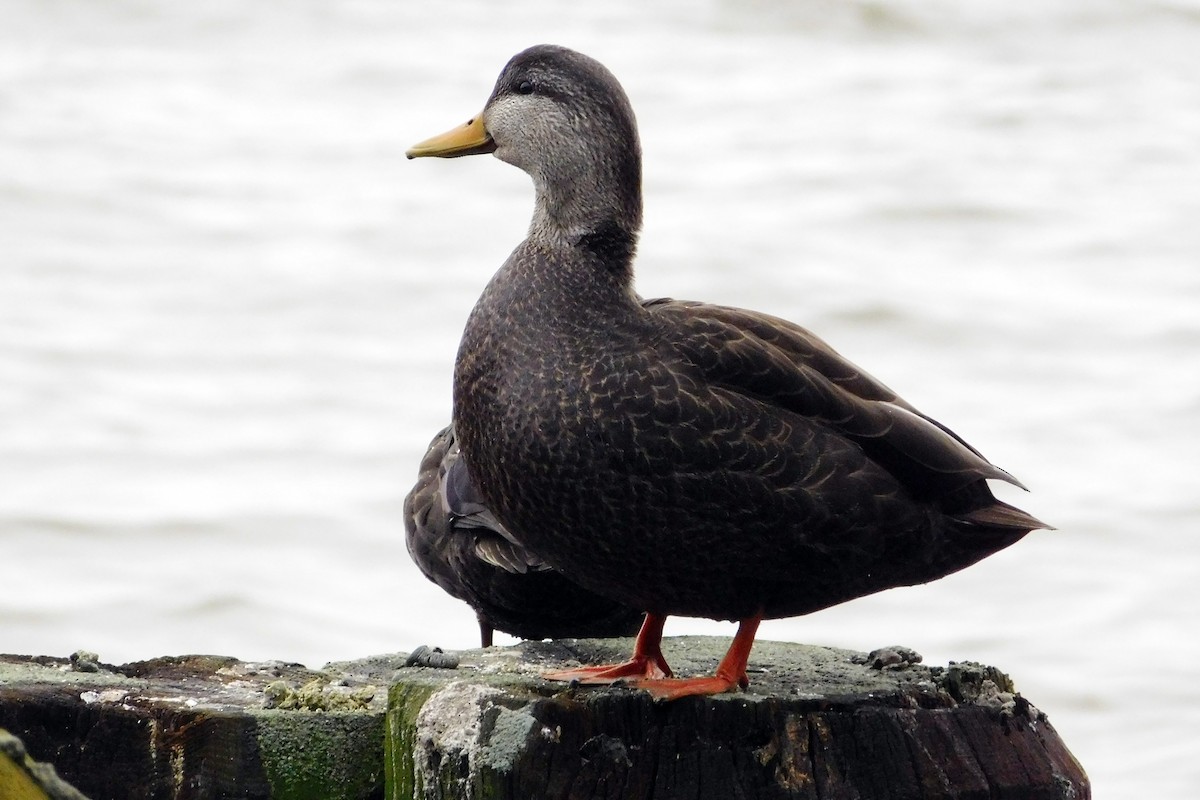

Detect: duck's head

[408,45,642,243]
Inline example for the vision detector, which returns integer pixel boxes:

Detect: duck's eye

[515,80,534,95]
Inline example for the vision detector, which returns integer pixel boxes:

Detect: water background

[3,1,1199,796]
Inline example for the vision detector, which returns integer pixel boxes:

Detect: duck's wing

[403,426,470,599]
[643,298,1041,524]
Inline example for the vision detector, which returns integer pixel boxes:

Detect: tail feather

[959,499,1054,532]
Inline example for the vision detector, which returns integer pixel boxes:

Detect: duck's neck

[526,141,643,273]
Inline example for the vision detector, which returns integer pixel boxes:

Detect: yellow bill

[406,112,496,159]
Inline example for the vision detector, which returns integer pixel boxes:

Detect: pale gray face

[483,91,577,180]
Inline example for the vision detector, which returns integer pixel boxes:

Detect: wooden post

[1,639,1088,799]
[387,638,1089,800]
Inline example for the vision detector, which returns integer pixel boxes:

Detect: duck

[404,424,645,646]
[406,44,1049,700]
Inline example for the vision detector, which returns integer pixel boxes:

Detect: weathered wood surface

[1,639,1089,800]
[390,637,1089,800]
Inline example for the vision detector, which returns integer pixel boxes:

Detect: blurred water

[3,1,1199,796]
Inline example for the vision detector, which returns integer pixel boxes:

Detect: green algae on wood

[386,682,440,800]
[254,710,384,800]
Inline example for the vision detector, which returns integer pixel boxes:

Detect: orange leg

[543,612,673,683]
[629,614,763,700]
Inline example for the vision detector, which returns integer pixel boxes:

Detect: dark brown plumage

[404,425,644,647]
[407,44,1049,698]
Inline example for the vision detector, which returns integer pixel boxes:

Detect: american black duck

[404,424,645,646]
[407,44,1049,699]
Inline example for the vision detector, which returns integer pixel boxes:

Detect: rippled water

[3,1,1199,796]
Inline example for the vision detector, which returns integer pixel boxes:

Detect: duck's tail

[958,499,1055,533]
[926,489,1052,579]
